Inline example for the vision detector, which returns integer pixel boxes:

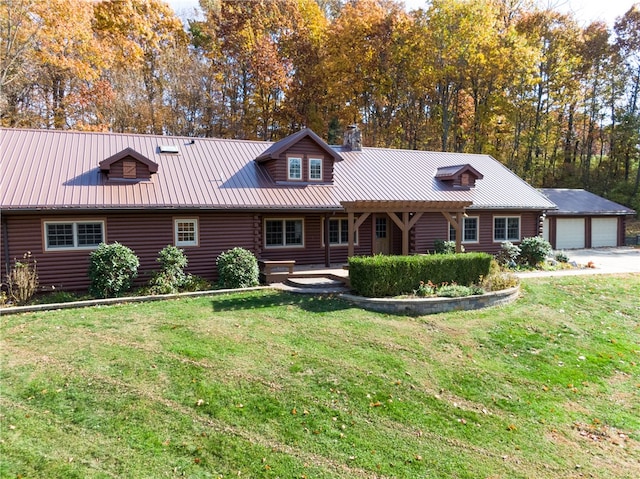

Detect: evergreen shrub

[216,247,259,289]
[88,242,139,298]
[148,245,188,294]
[348,253,492,298]
[519,236,552,266]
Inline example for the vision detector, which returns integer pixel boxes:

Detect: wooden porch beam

[441,210,465,253]
[347,212,371,258]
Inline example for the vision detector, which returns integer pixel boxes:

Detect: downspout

[324,213,331,267]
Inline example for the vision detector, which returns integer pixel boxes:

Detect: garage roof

[540,189,636,216]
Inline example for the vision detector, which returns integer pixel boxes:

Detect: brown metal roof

[1,128,556,212]
[255,128,342,163]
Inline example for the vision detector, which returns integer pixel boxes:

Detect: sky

[168,0,636,27]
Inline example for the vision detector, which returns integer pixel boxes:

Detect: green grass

[1,275,639,478]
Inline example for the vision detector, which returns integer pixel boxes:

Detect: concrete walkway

[516,247,640,278]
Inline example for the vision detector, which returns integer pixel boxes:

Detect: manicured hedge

[348,253,492,298]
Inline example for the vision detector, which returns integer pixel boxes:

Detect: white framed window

[288,157,302,180]
[324,218,358,246]
[175,218,198,247]
[309,158,322,181]
[265,219,304,247]
[44,221,104,251]
[494,216,520,242]
[449,216,479,243]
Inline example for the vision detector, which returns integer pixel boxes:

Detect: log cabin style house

[1,126,557,290]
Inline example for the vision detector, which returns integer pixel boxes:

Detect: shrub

[555,251,569,263]
[216,247,259,289]
[148,245,188,294]
[88,242,139,298]
[433,240,463,254]
[349,253,492,297]
[6,252,38,305]
[181,275,212,292]
[495,241,521,267]
[414,280,436,297]
[436,284,475,297]
[481,260,519,292]
[518,236,552,266]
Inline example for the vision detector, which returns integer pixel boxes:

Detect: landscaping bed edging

[340,285,520,315]
[0,286,270,316]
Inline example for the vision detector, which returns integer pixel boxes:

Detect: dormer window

[123,160,137,179]
[254,128,342,184]
[435,164,483,188]
[288,157,302,180]
[309,158,322,181]
[99,147,158,181]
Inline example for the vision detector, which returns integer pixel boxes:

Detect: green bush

[518,236,552,266]
[216,247,259,289]
[555,251,569,263]
[495,241,521,266]
[349,253,492,297]
[88,242,139,298]
[148,245,188,294]
[433,240,463,254]
[181,275,212,292]
[436,284,476,297]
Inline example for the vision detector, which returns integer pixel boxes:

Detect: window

[449,217,479,243]
[494,216,520,242]
[376,217,387,239]
[327,218,357,246]
[309,158,322,181]
[265,219,303,247]
[288,157,302,180]
[175,218,198,247]
[123,160,137,179]
[45,221,104,250]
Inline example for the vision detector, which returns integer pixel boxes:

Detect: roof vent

[159,144,180,154]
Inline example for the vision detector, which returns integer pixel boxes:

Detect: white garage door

[556,218,585,249]
[592,217,618,247]
[543,218,550,242]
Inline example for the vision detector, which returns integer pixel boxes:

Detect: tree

[93,0,187,134]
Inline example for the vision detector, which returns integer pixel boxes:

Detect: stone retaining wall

[340,286,520,315]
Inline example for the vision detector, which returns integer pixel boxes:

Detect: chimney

[343,124,362,151]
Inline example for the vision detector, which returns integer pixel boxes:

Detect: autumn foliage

[1,0,639,211]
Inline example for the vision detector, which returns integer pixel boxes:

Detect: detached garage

[541,189,636,249]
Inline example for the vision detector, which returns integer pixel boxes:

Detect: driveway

[516,247,640,278]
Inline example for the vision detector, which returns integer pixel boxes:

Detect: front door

[374,215,390,254]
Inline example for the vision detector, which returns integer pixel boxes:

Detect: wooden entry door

[374,215,390,254]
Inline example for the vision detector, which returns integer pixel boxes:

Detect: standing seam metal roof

[1,128,556,211]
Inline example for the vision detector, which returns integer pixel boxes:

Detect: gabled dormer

[255,129,342,184]
[99,147,158,181]
[435,164,483,188]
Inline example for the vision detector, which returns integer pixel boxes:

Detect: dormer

[255,129,342,184]
[435,164,483,188]
[99,147,158,181]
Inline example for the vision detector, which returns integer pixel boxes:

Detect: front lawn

[1,275,639,478]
